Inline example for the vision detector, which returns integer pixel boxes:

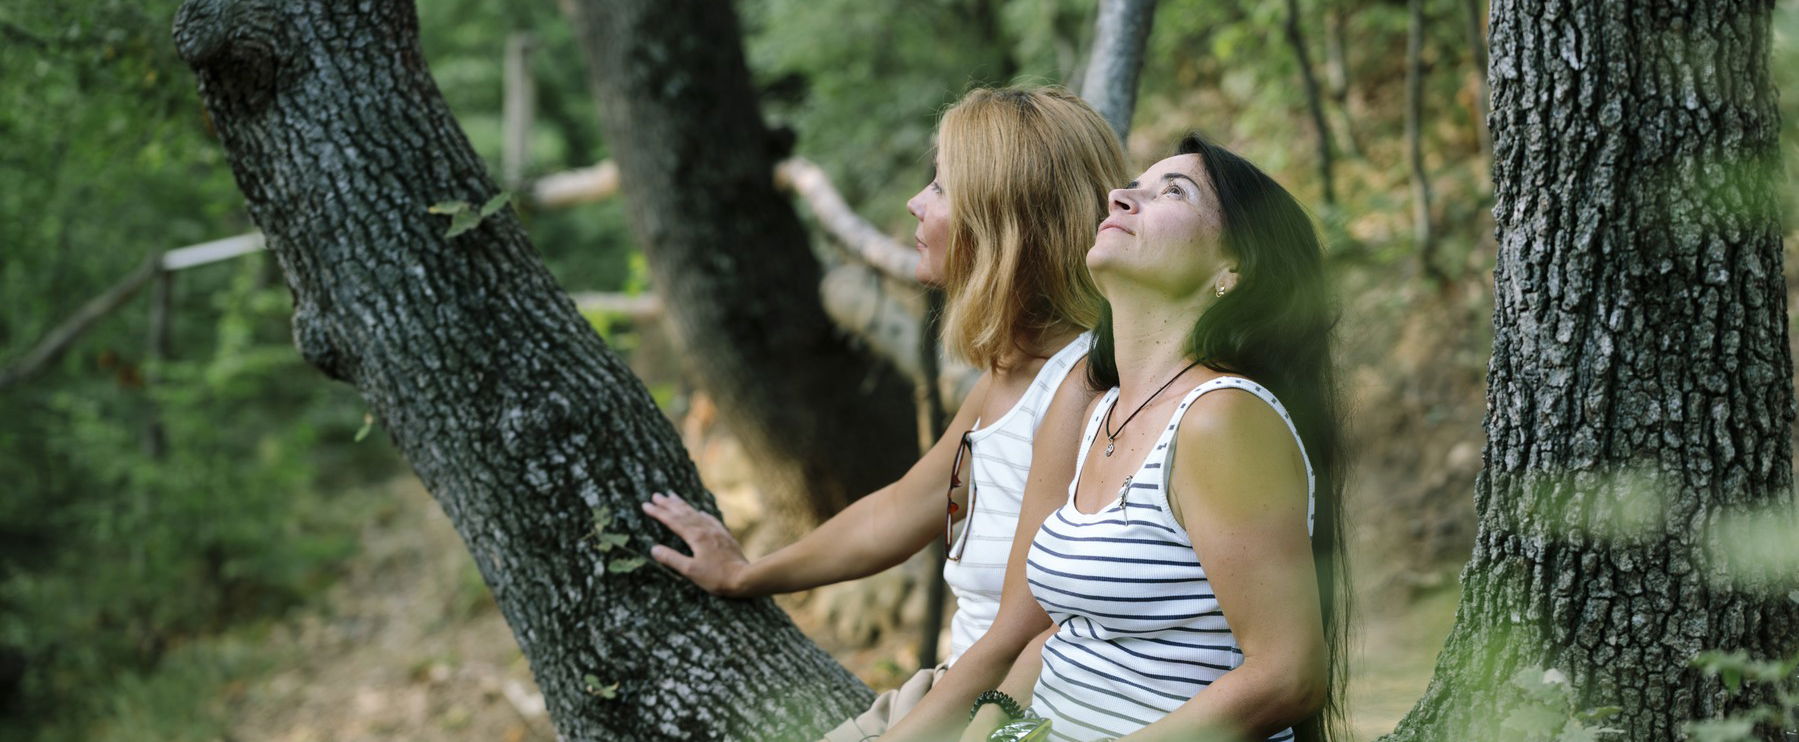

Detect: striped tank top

[1025,376,1314,742]
[941,332,1093,665]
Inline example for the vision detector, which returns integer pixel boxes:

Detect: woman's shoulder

[1172,380,1302,461]
[1049,357,1105,419]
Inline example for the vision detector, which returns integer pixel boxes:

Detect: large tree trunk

[1382,2,1796,740]
[563,0,919,525]
[171,2,871,739]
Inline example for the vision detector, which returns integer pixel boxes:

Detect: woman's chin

[1086,245,1129,273]
[914,262,944,286]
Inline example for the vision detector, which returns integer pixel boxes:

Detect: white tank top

[1026,377,1313,741]
[940,332,1093,665]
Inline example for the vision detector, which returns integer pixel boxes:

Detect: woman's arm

[879,366,1098,741]
[958,626,1056,742]
[642,373,993,597]
[1121,389,1326,742]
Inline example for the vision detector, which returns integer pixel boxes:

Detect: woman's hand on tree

[641,492,753,597]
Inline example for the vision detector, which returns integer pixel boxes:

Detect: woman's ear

[1216,266,1240,294]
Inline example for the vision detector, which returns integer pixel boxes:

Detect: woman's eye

[931,181,944,195]
[1162,184,1183,198]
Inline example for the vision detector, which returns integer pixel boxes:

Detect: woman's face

[1088,153,1233,298]
[906,153,952,286]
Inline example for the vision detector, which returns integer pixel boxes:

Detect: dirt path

[225,478,553,742]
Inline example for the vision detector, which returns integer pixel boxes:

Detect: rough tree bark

[1283,0,1338,206]
[563,0,919,524]
[171,1,871,739]
[1382,2,1796,740]
[1080,0,1159,142]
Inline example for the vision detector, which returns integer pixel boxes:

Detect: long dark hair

[1088,132,1349,742]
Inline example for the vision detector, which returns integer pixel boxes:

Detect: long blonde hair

[936,87,1128,371]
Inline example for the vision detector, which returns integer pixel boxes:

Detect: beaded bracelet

[969,689,1026,721]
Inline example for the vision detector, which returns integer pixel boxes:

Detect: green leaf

[445,209,482,238]
[1721,666,1742,693]
[1501,705,1564,740]
[593,532,630,553]
[1743,659,1790,683]
[582,673,618,699]
[608,556,647,573]
[592,507,613,531]
[1511,666,1565,703]
[478,191,512,218]
[1682,717,1756,742]
[353,412,374,442]
[1556,721,1600,742]
[428,200,469,215]
[1579,706,1622,722]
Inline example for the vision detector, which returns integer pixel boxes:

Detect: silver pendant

[1104,440,1115,457]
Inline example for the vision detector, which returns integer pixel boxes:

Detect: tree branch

[1079,0,1159,141]
[775,158,921,284]
[0,255,159,390]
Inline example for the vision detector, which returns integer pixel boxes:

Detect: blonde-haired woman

[641,86,1128,741]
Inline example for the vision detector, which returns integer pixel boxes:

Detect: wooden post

[914,290,949,669]
[143,267,173,459]
[502,32,535,189]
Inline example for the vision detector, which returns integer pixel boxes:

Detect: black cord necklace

[1101,359,1204,457]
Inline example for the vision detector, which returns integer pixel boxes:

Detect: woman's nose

[1108,188,1138,214]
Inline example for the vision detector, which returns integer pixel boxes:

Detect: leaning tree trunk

[171,1,870,739]
[562,0,919,525]
[1383,2,1796,741]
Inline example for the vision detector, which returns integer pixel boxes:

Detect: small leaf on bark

[446,209,482,238]
[479,191,513,217]
[582,674,619,699]
[608,557,646,573]
[428,200,469,214]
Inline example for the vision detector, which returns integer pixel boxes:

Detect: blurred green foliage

[0,0,1794,739]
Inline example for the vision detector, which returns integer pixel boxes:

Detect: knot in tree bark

[173,0,286,110]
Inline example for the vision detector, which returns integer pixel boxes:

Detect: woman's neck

[995,326,1082,372]
[1107,288,1211,404]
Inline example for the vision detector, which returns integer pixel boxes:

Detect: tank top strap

[1066,387,1121,503]
[1155,376,1317,533]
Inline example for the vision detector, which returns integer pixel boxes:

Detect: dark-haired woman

[943,135,1349,742]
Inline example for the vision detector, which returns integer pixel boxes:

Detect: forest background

[1,0,1795,740]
